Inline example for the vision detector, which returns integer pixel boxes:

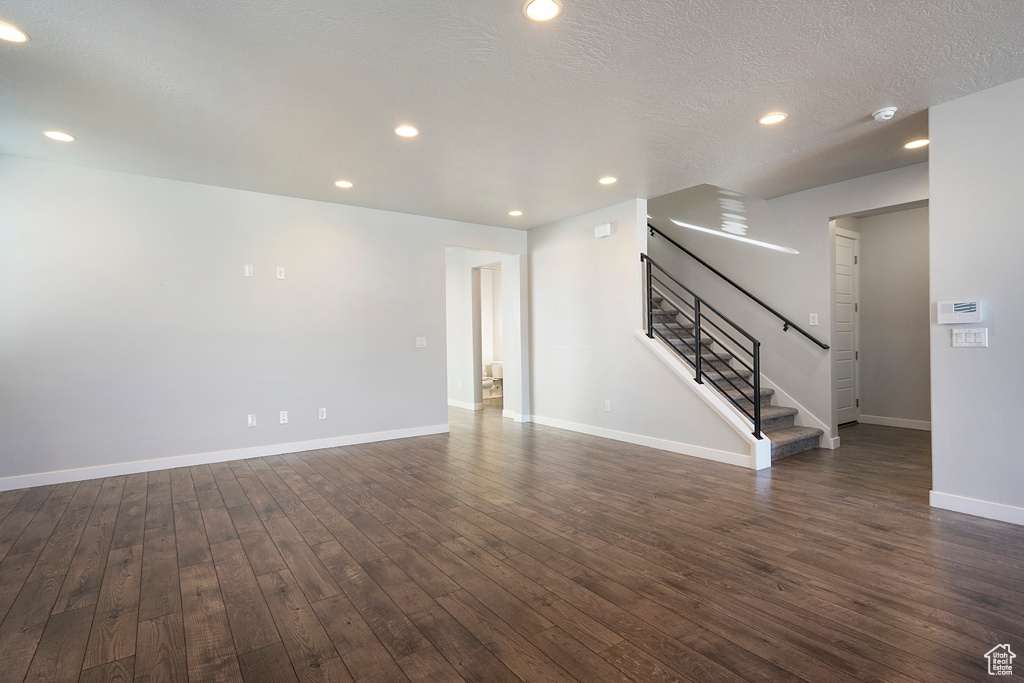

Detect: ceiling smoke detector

[872,107,898,122]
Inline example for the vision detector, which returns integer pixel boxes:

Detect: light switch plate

[809,313,819,326]
[276,267,285,279]
[952,328,988,348]
[247,414,256,427]
[244,264,253,277]
[416,337,427,348]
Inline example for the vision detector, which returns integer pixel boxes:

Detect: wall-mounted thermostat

[938,299,982,324]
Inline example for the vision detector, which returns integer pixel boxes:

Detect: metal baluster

[646,258,654,339]
[694,298,703,384]
[753,341,762,439]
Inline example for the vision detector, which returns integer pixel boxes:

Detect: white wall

[529,198,750,461]
[479,267,503,368]
[851,207,931,428]
[0,156,527,487]
[445,249,525,417]
[649,164,929,442]
[929,76,1024,524]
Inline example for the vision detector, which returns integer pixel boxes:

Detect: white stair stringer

[635,330,772,470]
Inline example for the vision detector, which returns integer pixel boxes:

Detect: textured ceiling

[1,0,1022,229]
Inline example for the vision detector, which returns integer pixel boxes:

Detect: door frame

[832,225,861,427]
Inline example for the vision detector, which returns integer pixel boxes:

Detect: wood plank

[211,538,280,655]
[238,642,300,683]
[0,576,64,683]
[110,473,148,549]
[312,593,411,683]
[7,481,79,557]
[82,543,143,669]
[23,604,94,683]
[257,569,348,683]
[0,551,38,623]
[361,556,520,683]
[52,522,115,614]
[313,540,431,660]
[25,479,102,583]
[180,561,243,683]
[135,612,188,683]
[437,589,577,683]
[394,646,464,682]
[198,486,240,545]
[138,525,181,621]
[78,657,134,683]
[173,500,213,568]
[263,517,340,603]
[0,485,55,562]
[145,470,174,530]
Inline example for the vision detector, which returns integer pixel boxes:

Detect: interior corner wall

[854,207,931,427]
[929,76,1024,524]
[528,198,749,459]
[0,156,527,487]
[648,163,928,438]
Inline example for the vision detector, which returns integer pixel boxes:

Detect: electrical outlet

[247,414,256,427]
[318,408,327,420]
[809,313,819,326]
[416,337,427,347]
[279,411,288,424]
[244,264,253,277]
[276,267,285,279]
[605,400,612,412]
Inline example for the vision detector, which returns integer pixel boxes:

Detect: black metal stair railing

[648,223,829,350]
[642,253,763,439]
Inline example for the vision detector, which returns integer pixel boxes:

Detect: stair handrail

[648,223,829,350]
[642,253,762,439]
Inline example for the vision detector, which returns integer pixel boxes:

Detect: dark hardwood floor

[0,407,1021,682]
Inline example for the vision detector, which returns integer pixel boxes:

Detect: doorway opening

[830,200,931,433]
[444,247,529,421]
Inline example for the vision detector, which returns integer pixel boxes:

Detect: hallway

[0,407,1020,681]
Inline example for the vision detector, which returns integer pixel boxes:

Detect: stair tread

[764,425,823,445]
[759,405,798,419]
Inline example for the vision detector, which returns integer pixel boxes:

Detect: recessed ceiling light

[334,180,354,188]
[0,21,29,43]
[599,176,617,185]
[904,139,929,149]
[759,112,787,125]
[395,125,419,138]
[508,210,523,217]
[524,0,561,21]
[44,131,75,142]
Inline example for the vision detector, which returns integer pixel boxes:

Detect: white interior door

[834,228,860,424]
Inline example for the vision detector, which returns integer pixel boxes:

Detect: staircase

[649,286,823,461]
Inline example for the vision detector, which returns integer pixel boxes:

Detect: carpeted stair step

[759,405,798,431]
[724,386,775,407]
[765,425,823,460]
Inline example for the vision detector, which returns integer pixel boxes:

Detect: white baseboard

[634,330,771,469]
[530,414,752,469]
[859,415,931,431]
[502,409,531,423]
[0,424,450,492]
[448,399,483,411]
[930,490,1024,526]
